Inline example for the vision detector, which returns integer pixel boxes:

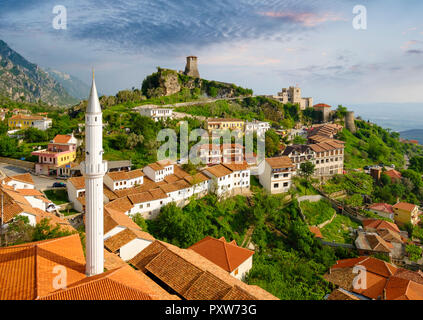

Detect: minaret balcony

[81,160,108,176]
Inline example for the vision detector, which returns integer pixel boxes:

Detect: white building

[2,173,35,190]
[189,236,254,280]
[103,207,155,261]
[33,118,53,131]
[143,161,174,183]
[258,156,295,194]
[104,169,144,191]
[245,120,270,136]
[282,145,314,171]
[203,162,250,197]
[137,106,173,122]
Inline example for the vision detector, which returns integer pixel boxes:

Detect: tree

[336,105,348,120]
[292,135,307,145]
[409,156,423,173]
[406,244,422,262]
[299,161,316,194]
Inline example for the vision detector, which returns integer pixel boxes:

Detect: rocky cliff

[0,40,78,106]
[141,68,253,99]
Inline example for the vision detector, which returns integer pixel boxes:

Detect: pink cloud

[259,11,346,27]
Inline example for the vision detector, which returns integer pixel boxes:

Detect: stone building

[272,86,313,110]
[184,56,200,78]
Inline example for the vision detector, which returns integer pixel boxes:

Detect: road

[0,163,65,190]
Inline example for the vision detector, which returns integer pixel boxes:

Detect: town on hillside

[2,55,423,302]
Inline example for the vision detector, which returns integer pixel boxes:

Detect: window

[274,183,279,188]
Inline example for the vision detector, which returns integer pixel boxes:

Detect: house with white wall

[2,173,35,190]
[258,156,295,194]
[189,236,254,280]
[245,120,270,136]
[143,161,174,183]
[202,164,235,197]
[104,169,144,191]
[103,207,155,261]
[136,105,173,122]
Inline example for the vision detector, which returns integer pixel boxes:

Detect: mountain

[46,68,91,100]
[0,40,78,106]
[400,129,423,143]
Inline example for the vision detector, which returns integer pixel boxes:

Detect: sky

[1,0,423,106]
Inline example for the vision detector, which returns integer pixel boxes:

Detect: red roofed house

[393,202,420,226]
[384,169,402,183]
[324,256,423,300]
[368,203,394,220]
[32,134,78,177]
[189,236,254,280]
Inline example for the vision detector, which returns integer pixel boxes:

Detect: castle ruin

[184,56,200,78]
[345,111,356,133]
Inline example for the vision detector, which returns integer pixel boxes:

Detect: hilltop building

[184,56,200,78]
[136,105,173,122]
[313,103,332,123]
[271,86,313,110]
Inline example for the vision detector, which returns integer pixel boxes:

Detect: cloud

[407,49,423,54]
[258,11,346,27]
[0,0,346,55]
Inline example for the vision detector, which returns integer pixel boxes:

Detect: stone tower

[81,71,108,276]
[184,56,200,78]
[345,111,356,133]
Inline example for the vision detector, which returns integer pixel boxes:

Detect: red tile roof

[0,235,86,300]
[188,236,254,273]
[313,103,332,108]
[368,203,394,215]
[393,202,418,213]
[52,134,73,144]
[363,219,400,233]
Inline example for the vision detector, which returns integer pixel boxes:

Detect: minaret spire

[81,71,107,276]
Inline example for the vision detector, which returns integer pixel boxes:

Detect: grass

[44,189,69,205]
[293,178,319,196]
[321,214,360,244]
[299,199,335,226]
[61,209,80,216]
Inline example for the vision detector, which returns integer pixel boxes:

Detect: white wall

[6,180,35,190]
[104,226,126,240]
[230,256,253,280]
[120,238,153,261]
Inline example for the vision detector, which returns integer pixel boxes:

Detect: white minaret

[81,70,107,276]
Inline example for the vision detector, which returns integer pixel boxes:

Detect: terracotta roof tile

[130,241,278,300]
[265,156,294,169]
[188,236,254,273]
[203,164,233,178]
[0,235,86,300]
[52,135,73,144]
[393,202,418,213]
[104,228,138,253]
